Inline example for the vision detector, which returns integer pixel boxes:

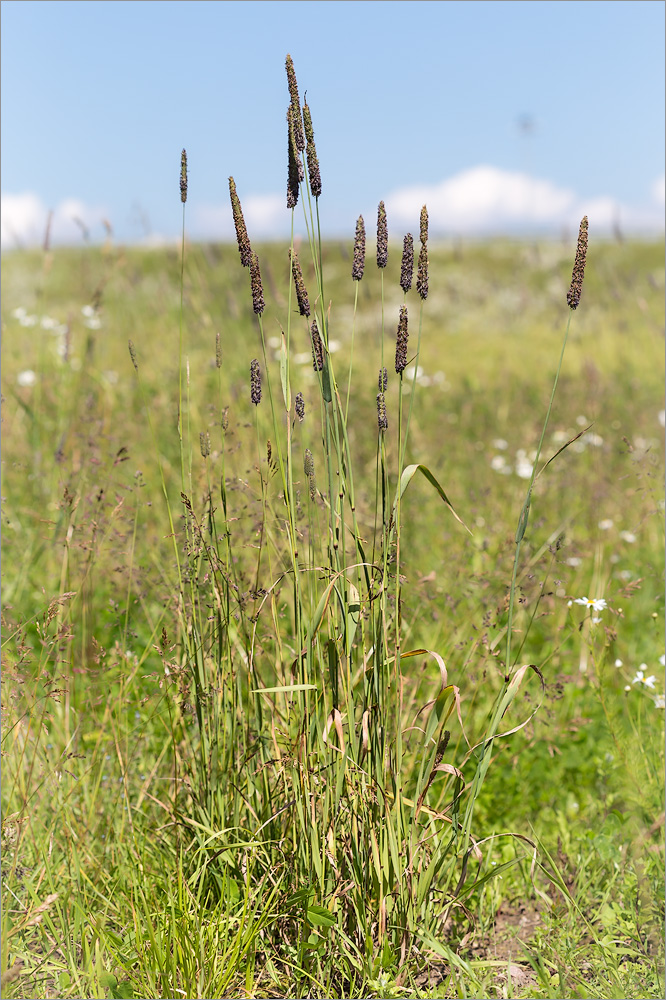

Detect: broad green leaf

[307,904,336,927]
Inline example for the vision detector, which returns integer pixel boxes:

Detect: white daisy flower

[574,597,607,612]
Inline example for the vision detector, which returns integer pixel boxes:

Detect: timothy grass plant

[135,56,600,989]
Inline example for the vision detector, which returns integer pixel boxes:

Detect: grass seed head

[286,107,302,209]
[400,234,414,293]
[199,431,210,458]
[378,366,388,392]
[250,252,265,315]
[377,392,388,431]
[419,204,429,245]
[180,149,188,203]
[290,249,310,317]
[285,54,305,151]
[295,391,305,421]
[229,177,252,268]
[303,99,322,198]
[417,243,429,300]
[352,215,366,281]
[128,340,138,371]
[395,305,409,374]
[377,201,388,268]
[310,318,324,371]
[250,359,262,405]
[215,331,222,368]
[567,215,589,309]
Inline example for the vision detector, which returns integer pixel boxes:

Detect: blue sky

[1,0,664,247]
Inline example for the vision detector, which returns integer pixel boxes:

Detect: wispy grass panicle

[290,249,310,316]
[352,215,366,281]
[377,392,388,431]
[378,366,388,392]
[128,339,138,371]
[199,431,210,458]
[417,244,429,300]
[302,98,322,197]
[180,149,188,203]
[400,234,414,293]
[229,177,252,267]
[285,54,305,151]
[250,359,262,405]
[567,215,589,309]
[215,331,222,368]
[286,107,302,209]
[310,318,324,371]
[250,252,265,315]
[377,201,388,268]
[295,391,305,421]
[395,305,409,373]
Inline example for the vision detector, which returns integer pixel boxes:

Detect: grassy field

[2,68,665,1000]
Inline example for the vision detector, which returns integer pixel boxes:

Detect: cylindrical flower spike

[567,216,589,309]
[310,318,324,371]
[128,340,138,371]
[377,393,388,431]
[250,253,265,316]
[215,332,222,368]
[250,359,262,405]
[395,305,409,374]
[286,108,301,209]
[377,201,388,269]
[302,99,322,198]
[229,177,252,268]
[400,234,414,294]
[378,367,388,392]
[290,249,310,317]
[285,55,305,152]
[352,216,366,281]
[180,149,188,203]
[417,244,429,300]
[419,205,428,245]
[295,391,305,421]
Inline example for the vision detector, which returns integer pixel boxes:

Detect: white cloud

[1,192,109,248]
[384,166,665,234]
[652,174,665,208]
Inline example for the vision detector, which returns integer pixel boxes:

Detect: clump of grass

[148,54,596,987]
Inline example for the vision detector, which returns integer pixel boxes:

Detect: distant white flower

[19,313,37,327]
[12,306,27,319]
[566,557,582,567]
[655,694,665,709]
[591,616,602,625]
[598,519,614,531]
[576,415,588,427]
[17,369,37,387]
[492,438,508,450]
[583,432,604,447]
[81,304,95,317]
[632,670,657,689]
[624,685,631,692]
[574,597,607,612]
[490,455,508,471]
[614,659,623,668]
[659,654,665,667]
[619,531,636,543]
[84,316,101,330]
[40,315,58,329]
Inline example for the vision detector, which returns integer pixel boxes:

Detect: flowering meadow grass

[2,58,664,1000]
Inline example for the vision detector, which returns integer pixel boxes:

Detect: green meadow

[2,63,665,1000]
